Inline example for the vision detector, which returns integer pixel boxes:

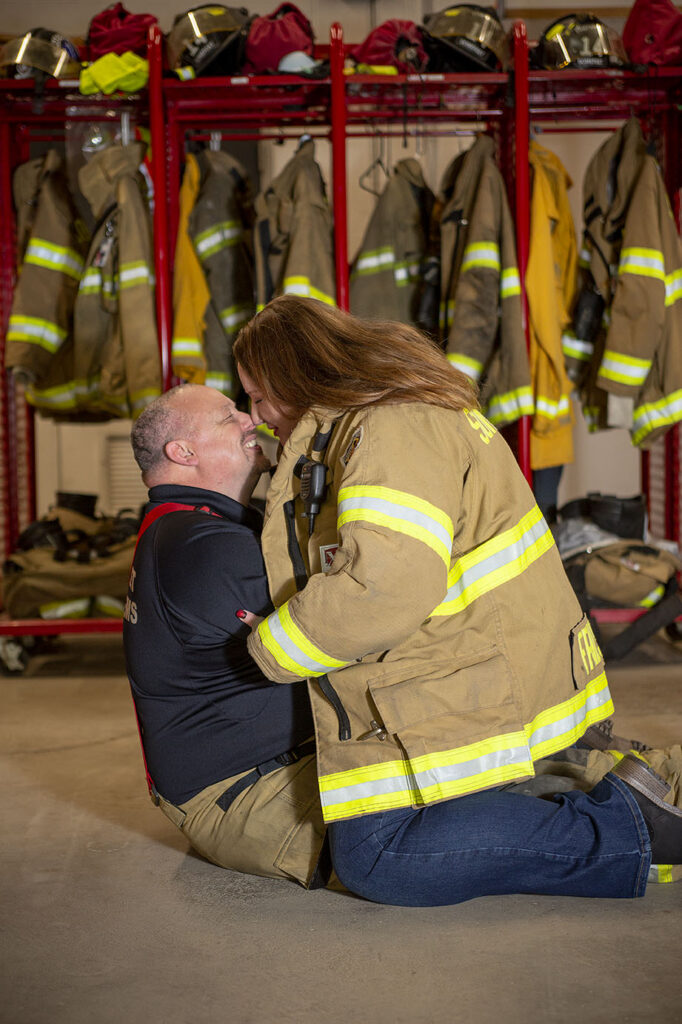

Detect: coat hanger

[359,136,390,196]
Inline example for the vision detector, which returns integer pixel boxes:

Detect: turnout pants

[158,754,327,888]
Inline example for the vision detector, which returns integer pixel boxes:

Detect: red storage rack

[0,21,680,655]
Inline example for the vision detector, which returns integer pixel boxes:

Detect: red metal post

[512,21,532,486]
[148,24,173,392]
[0,118,15,561]
[329,22,349,311]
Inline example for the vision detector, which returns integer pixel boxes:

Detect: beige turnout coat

[437,135,532,427]
[253,139,335,309]
[248,402,613,824]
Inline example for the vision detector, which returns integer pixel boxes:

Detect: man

[123,384,328,887]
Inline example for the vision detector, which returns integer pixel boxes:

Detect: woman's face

[237,365,301,445]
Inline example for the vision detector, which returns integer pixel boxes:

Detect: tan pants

[157,754,327,887]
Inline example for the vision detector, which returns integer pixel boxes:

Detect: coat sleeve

[248,409,462,683]
[596,163,669,398]
[118,175,162,418]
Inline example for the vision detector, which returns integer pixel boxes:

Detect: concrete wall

[4,0,641,513]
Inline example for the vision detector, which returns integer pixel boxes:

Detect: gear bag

[563,538,682,661]
[244,4,318,73]
[623,0,682,66]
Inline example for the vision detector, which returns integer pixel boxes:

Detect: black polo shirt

[123,484,314,805]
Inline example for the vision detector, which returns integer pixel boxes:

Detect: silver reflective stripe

[535,395,570,418]
[600,352,650,384]
[355,248,394,273]
[337,493,453,556]
[195,221,241,258]
[562,332,593,360]
[267,608,338,676]
[172,338,203,356]
[439,512,549,612]
[26,240,83,278]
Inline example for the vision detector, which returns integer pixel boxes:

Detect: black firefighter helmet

[422,4,508,72]
[166,5,252,78]
[533,13,628,70]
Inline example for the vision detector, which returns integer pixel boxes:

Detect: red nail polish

[236,609,246,619]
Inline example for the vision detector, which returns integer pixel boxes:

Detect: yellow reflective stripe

[535,394,571,419]
[7,314,67,353]
[258,601,351,677]
[639,585,665,608]
[461,241,500,273]
[220,303,252,334]
[172,337,203,358]
[318,673,614,821]
[486,386,534,424]
[440,299,456,332]
[337,485,454,569]
[394,259,420,286]
[562,330,593,362]
[93,595,125,618]
[632,388,682,444]
[599,348,651,386]
[447,352,483,381]
[79,269,103,295]
[39,598,91,620]
[618,246,665,282]
[431,505,553,616]
[205,372,232,393]
[194,220,242,260]
[665,269,682,307]
[25,238,83,280]
[119,261,154,289]
[130,388,161,415]
[352,246,395,277]
[500,267,521,297]
[648,864,676,883]
[283,276,335,306]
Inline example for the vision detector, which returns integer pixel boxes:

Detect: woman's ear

[164,439,198,466]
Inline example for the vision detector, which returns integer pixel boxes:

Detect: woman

[233,295,680,906]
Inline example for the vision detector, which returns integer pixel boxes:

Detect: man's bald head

[131,385,199,483]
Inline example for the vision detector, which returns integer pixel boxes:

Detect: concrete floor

[2,629,681,1024]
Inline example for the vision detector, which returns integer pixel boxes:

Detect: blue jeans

[329,773,651,906]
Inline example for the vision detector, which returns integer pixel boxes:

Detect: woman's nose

[248,403,263,426]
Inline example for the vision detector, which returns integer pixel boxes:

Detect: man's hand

[236,609,263,631]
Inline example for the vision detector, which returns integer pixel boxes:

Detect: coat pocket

[368,644,514,738]
[569,613,605,691]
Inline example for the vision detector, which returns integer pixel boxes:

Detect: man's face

[173,387,270,495]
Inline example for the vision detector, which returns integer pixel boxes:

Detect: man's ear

[164,439,198,467]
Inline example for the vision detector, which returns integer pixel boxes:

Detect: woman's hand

[236,609,263,631]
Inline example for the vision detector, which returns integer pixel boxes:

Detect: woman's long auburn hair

[233,295,479,414]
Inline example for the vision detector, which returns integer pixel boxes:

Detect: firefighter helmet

[166,5,252,78]
[422,5,508,72]
[534,13,628,70]
[0,28,80,80]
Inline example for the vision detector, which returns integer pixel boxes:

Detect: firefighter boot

[611,754,682,865]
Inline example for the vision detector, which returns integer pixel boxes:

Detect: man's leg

[328,772,651,907]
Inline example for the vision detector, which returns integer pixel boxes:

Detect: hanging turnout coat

[437,135,533,427]
[172,150,255,395]
[349,158,434,325]
[526,141,578,470]
[5,150,87,415]
[566,118,682,447]
[73,142,161,419]
[247,402,613,824]
[253,139,336,309]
